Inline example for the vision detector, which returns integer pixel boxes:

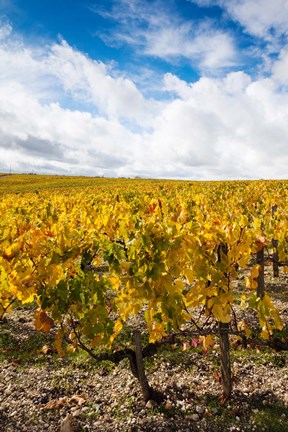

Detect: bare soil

[0,270,288,432]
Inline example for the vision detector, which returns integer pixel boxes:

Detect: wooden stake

[219,322,232,400]
[272,205,279,278]
[256,247,265,299]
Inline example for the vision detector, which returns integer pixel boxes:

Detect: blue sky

[1,0,288,179]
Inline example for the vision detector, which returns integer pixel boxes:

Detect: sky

[0,0,288,180]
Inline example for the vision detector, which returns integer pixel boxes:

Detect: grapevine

[0,175,287,400]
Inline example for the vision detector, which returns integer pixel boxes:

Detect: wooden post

[256,247,265,299]
[272,238,279,278]
[219,322,232,400]
[217,243,232,399]
[272,205,279,278]
[133,330,153,402]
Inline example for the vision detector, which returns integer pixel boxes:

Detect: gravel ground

[1,275,288,432]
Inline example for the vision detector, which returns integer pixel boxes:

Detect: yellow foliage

[34,309,54,333]
[0,175,287,353]
[200,334,214,352]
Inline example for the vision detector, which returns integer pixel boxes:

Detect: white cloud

[0,22,60,101]
[272,47,288,84]
[0,21,12,39]
[0,28,145,175]
[0,22,161,124]
[143,23,235,70]
[1,22,288,179]
[47,40,161,125]
[93,0,236,72]
[0,82,140,176]
[223,0,288,39]
[192,0,288,39]
[157,70,288,179]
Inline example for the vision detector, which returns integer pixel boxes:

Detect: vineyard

[0,174,288,432]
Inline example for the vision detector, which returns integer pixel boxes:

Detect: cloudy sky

[0,0,288,179]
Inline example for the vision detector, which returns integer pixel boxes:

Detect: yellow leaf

[109,275,120,290]
[3,244,19,260]
[114,319,123,334]
[239,319,252,338]
[47,264,63,286]
[260,329,270,340]
[200,334,214,353]
[90,334,103,348]
[212,304,231,323]
[182,341,190,351]
[255,236,269,252]
[55,330,65,357]
[22,293,35,304]
[251,264,261,279]
[184,268,195,285]
[240,294,247,309]
[34,309,54,333]
[244,324,252,339]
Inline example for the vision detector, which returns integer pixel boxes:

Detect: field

[0,174,288,431]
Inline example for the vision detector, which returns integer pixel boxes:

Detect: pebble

[145,399,156,409]
[81,406,90,412]
[195,405,205,415]
[164,399,174,410]
[211,407,219,415]
[189,413,200,422]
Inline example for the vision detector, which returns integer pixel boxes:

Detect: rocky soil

[0,273,288,432]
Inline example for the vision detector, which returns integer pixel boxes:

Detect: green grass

[251,403,288,432]
[0,322,55,364]
[231,345,287,368]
